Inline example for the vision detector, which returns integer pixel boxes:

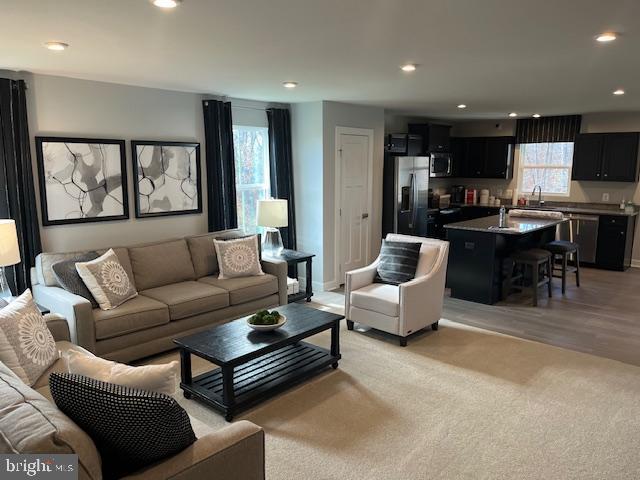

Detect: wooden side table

[265,249,315,303]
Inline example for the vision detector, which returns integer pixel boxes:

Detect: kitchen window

[232,125,271,234]
[518,142,574,196]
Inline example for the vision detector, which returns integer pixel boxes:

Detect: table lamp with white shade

[257,199,288,255]
[0,220,21,300]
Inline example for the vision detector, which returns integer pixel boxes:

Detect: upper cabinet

[450,136,514,179]
[572,132,639,182]
[408,123,451,154]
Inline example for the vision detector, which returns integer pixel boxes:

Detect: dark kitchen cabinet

[602,133,639,181]
[450,136,514,179]
[485,137,514,178]
[596,215,636,271]
[572,132,639,182]
[408,123,451,153]
[572,134,603,180]
[385,133,423,155]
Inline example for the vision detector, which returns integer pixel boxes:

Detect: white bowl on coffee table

[247,314,287,331]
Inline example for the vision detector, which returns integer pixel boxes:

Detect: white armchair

[344,234,449,346]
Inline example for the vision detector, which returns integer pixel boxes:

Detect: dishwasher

[558,214,599,263]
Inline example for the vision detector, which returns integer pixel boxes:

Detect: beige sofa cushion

[0,360,102,480]
[141,281,229,321]
[186,229,250,278]
[350,283,400,317]
[36,247,136,291]
[129,239,196,291]
[199,274,278,305]
[93,296,170,340]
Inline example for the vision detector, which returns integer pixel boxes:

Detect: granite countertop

[444,215,567,235]
[448,202,638,217]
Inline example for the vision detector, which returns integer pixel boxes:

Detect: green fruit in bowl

[249,310,281,326]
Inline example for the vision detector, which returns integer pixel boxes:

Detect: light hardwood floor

[319,266,640,367]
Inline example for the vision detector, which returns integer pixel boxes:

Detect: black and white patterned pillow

[52,252,100,308]
[374,240,422,286]
[49,373,196,479]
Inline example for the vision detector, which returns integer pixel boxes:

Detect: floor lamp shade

[257,199,288,255]
[0,220,20,299]
[0,220,20,267]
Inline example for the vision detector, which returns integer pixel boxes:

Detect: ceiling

[2,0,639,119]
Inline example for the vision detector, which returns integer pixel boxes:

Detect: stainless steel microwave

[429,153,453,177]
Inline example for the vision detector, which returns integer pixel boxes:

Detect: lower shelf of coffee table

[181,341,339,417]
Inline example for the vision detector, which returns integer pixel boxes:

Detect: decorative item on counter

[465,189,477,205]
[479,189,490,205]
[625,201,635,214]
[488,195,495,205]
[517,195,528,206]
[494,198,501,206]
[620,198,626,210]
[498,206,507,228]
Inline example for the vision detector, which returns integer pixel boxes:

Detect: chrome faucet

[531,185,544,206]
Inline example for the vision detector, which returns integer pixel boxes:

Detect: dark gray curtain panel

[0,78,42,292]
[267,108,297,251]
[202,100,237,231]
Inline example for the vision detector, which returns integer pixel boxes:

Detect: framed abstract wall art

[131,141,202,218]
[35,137,129,226]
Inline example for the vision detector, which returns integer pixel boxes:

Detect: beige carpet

[149,302,640,480]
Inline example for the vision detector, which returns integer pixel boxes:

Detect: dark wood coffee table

[173,303,344,421]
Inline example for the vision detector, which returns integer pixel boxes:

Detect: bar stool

[544,240,580,294]
[505,248,553,306]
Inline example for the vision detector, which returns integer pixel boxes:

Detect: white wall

[291,102,324,287]
[25,73,207,252]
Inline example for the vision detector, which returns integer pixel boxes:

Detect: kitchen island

[444,215,567,304]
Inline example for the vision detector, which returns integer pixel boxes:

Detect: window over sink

[518,142,574,196]
[232,125,271,234]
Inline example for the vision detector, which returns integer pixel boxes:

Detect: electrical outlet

[602,193,610,202]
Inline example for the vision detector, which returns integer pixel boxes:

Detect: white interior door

[338,132,371,279]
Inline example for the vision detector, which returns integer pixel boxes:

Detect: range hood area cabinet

[408,123,451,154]
[572,132,640,182]
[450,136,515,179]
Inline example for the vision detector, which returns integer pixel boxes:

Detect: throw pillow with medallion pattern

[75,249,138,310]
[213,235,264,279]
[0,289,59,386]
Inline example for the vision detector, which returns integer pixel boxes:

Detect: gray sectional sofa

[32,229,288,362]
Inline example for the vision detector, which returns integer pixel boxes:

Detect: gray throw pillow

[52,252,100,308]
[213,235,264,279]
[76,249,138,311]
[0,289,59,386]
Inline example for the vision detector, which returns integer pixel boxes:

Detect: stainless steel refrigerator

[382,156,431,236]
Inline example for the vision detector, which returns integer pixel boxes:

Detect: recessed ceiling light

[457,104,467,109]
[44,41,69,51]
[401,64,417,72]
[508,112,518,117]
[595,32,617,42]
[613,89,625,95]
[532,113,541,118]
[283,82,298,89]
[152,0,181,8]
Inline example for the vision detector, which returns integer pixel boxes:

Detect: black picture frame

[35,136,129,226]
[131,140,202,218]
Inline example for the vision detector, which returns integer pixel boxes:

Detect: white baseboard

[631,259,640,268]
[298,276,340,292]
